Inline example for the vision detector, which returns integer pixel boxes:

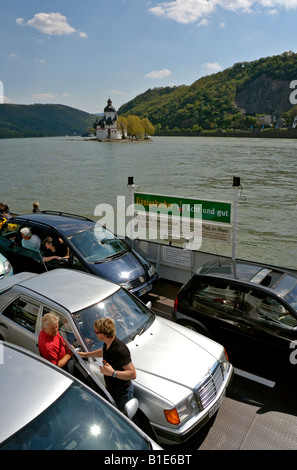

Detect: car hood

[89,250,147,284]
[129,317,224,405]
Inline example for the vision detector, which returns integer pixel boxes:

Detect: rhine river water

[0,135,296,269]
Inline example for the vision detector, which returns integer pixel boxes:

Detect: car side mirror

[146,301,152,309]
[123,397,139,419]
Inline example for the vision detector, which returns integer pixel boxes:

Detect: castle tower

[93,98,122,140]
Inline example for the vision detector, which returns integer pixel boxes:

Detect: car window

[73,288,154,352]
[0,382,150,450]
[0,221,21,240]
[68,227,128,263]
[42,307,78,347]
[192,281,240,314]
[242,290,297,328]
[71,253,88,272]
[3,297,40,333]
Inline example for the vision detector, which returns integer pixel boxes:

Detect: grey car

[0,341,161,450]
[0,269,233,445]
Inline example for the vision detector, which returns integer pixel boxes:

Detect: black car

[0,211,157,297]
[173,259,297,367]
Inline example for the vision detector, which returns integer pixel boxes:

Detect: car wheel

[133,410,155,440]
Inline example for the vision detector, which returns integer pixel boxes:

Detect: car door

[0,220,21,266]
[0,221,45,274]
[190,279,242,344]
[236,287,297,361]
[0,296,41,354]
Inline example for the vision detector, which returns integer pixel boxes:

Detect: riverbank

[155,128,297,138]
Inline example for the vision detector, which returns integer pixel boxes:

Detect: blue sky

[1,0,297,114]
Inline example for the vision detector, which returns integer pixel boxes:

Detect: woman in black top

[78,317,136,411]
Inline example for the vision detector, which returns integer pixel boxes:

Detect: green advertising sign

[134,192,232,224]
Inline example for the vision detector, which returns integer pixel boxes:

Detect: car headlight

[119,280,132,290]
[219,349,230,377]
[4,260,12,276]
[164,394,199,425]
[148,264,156,277]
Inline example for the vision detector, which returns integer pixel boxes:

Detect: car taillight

[174,297,178,312]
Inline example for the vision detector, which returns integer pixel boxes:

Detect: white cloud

[35,58,46,64]
[145,68,172,78]
[203,61,223,72]
[31,93,55,100]
[109,89,125,95]
[16,12,86,37]
[197,18,210,26]
[149,0,297,23]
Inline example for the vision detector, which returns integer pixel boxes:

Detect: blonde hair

[94,317,116,338]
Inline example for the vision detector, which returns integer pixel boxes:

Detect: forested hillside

[0,104,95,138]
[118,51,297,131]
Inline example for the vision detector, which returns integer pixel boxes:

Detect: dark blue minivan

[0,211,157,296]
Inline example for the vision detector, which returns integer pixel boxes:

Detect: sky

[1,0,297,115]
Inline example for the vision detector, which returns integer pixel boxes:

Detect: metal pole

[232,176,240,261]
[127,176,135,242]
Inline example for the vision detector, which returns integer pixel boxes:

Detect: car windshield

[68,225,129,263]
[0,383,150,450]
[72,288,155,351]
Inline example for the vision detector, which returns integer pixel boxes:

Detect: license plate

[139,284,152,296]
[209,390,225,418]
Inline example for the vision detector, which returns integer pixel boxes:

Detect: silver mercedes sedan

[0,269,233,445]
[0,342,161,450]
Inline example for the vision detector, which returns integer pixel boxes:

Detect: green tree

[117,116,128,138]
[141,117,155,137]
[127,115,143,138]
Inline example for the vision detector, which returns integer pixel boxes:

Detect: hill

[118,51,297,131]
[0,104,95,138]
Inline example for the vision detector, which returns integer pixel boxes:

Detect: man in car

[20,227,41,252]
[38,312,73,371]
[78,317,136,411]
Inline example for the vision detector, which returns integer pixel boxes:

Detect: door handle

[0,322,8,329]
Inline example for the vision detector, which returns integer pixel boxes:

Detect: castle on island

[93,98,124,140]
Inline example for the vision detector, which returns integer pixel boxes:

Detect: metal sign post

[232,176,240,261]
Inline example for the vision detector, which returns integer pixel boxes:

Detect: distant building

[93,98,122,140]
[276,117,286,129]
[259,115,272,126]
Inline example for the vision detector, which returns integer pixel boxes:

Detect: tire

[133,409,155,441]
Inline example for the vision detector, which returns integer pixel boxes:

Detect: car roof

[7,269,120,313]
[11,211,95,237]
[0,342,73,443]
[196,259,297,295]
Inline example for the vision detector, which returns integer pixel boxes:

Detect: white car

[0,269,233,445]
[0,253,13,280]
[0,341,161,450]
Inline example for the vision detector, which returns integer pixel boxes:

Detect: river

[0,135,296,269]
